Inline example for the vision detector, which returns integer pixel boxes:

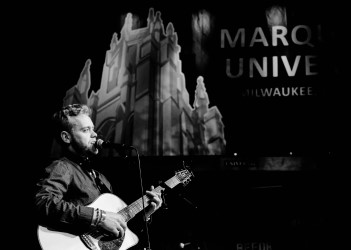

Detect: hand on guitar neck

[99,185,162,239]
[144,185,163,217]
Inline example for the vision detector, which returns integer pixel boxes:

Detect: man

[34,104,162,249]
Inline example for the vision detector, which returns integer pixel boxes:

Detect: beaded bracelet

[94,208,101,227]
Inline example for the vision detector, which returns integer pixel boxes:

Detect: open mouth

[91,141,98,150]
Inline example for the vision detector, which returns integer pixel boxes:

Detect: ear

[60,131,72,144]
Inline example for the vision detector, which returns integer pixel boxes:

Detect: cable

[133,147,152,250]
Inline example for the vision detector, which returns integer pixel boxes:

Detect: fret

[164,176,180,189]
[118,208,132,222]
[117,170,192,222]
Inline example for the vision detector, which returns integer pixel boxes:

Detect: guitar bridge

[80,233,98,250]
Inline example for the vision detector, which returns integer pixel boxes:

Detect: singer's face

[67,114,99,156]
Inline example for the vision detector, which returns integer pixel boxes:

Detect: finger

[120,221,127,231]
[119,227,125,238]
[112,228,119,238]
[147,189,161,197]
[151,201,161,210]
[117,216,127,229]
[148,191,161,202]
[155,199,162,208]
[116,225,124,238]
[146,190,157,198]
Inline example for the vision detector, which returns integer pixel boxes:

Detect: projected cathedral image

[52,9,226,158]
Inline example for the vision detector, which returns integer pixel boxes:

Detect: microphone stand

[133,147,152,250]
[108,144,153,250]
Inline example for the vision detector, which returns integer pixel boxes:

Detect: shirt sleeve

[34,160,94,235]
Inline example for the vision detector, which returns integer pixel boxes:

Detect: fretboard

[118,174,182,221]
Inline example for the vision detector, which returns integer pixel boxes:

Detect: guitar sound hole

[100,234,117,241]
[99,232,125,242]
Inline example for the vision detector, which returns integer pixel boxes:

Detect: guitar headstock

[175,167,194,186]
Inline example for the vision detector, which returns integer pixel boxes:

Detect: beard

[70,138,99,157]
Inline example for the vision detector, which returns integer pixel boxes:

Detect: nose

[91,130,97,137]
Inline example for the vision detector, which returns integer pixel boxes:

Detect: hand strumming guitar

[98,185,163,239]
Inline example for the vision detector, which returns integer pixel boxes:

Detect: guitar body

[37,193,139,250]
[37,169,193,250]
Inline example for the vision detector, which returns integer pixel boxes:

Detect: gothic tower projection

[59,8,226,156]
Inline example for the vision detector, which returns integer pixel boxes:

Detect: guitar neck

[118,175,182,222]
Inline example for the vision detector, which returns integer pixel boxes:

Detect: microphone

[95,139,134,151]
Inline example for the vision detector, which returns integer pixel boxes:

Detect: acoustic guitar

[37,168,193,250]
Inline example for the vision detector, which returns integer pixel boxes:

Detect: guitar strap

[81,156,112,194]
[91,169,112,194]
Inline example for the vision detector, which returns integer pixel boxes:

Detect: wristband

[97,210,106,226]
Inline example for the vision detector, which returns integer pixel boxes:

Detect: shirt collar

[64,150,91,168]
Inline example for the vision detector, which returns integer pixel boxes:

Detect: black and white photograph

[7,1,347,249]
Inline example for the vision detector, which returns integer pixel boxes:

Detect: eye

[82,127,95,133]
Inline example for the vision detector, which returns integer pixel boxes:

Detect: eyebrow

[81,126,94,131]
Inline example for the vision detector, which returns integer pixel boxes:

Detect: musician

[34,104,162,247]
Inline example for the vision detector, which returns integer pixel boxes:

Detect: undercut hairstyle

[51,104,91,144]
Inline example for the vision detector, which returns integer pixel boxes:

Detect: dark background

[7,1,347,249]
